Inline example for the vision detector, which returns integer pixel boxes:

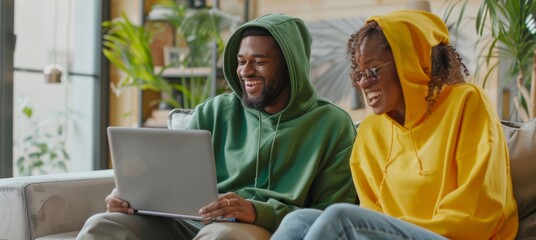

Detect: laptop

[107,126,228,221]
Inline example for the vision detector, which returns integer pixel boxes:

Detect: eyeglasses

[353,61,392,84]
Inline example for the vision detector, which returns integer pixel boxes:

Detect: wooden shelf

[155,66,211,78]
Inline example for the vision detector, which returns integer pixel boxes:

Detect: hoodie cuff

[249,200,277,233]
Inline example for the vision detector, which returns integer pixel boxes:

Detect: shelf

[155,66,212,78]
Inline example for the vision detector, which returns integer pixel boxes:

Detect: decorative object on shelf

[163,46,189,67]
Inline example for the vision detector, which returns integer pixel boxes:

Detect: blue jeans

[271,203,447,240]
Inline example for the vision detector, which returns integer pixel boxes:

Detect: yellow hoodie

[350,10,518,239]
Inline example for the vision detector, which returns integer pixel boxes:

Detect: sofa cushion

[167,108,194,129]
[502,119,536,220]
[517,212,536,240]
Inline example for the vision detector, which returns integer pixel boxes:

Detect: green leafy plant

[171,5,241,67]
[103,12,183,108]
[161,2,241,108]
[102,1,241,109]
[15,99,69,176]
[444,0,536,122]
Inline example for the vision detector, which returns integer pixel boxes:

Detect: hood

[368,10,450,127]
[222,13,316,120]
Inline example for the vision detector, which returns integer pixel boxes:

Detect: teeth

[244,80,262,87]
[366,91,381,101]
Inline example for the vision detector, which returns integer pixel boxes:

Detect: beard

[241,77,288,110]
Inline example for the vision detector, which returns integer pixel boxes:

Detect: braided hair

[347,21,469,114]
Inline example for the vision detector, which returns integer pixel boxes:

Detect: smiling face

[236,35,290,114]
[356,37,406,124]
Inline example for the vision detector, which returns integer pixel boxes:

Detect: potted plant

[102,1,240,110]
[445,0,536,122]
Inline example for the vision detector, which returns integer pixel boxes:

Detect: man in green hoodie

[78,13,356,240]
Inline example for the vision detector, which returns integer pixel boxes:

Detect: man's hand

[105,188,134,214]
[199,192,256,224]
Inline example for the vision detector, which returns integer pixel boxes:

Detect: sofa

[0,115,535,239]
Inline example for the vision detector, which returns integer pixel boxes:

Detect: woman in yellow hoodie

[271,10,518,240]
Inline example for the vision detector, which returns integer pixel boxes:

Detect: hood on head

[368,10,449,126]
[222,13,316,119]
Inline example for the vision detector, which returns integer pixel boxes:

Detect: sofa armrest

[0,170,114,240]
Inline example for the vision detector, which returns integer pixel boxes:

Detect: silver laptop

[107,126,221,221]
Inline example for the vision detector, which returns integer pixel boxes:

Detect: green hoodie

[186,13,357,232]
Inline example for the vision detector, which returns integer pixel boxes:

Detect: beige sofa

[0,118,535,239]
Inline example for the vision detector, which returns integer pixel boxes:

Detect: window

[1,0,107,177]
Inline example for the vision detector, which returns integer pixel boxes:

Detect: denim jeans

[271,203,447,240]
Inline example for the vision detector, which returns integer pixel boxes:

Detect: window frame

[0,0,14,178]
